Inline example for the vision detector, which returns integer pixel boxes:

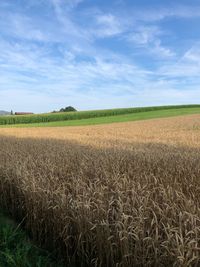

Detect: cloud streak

[0,1,200,112]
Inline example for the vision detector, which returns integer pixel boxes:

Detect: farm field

[0,114,200,266]
[1,105,200,127]
[1,114,200,148]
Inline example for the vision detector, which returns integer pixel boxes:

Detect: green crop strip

[1,106,200,128]
[1,105,200,126]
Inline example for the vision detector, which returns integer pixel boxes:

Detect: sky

[0,0,200,112]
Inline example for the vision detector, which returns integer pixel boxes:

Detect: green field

[0,212,64,267]
[1,105,200,126]
[1,106,200,128]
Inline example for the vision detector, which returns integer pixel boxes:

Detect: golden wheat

[1,114,200,148]
[0,115,200,266]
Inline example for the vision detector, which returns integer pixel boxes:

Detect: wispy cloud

[94,14,124,37]
[128,25,175,58]
[132,5,200,22]
[128,26,161,45]
[0,1,200,112]
[183,45,200,63]
[150,40,175,58]
[159,43,200,78]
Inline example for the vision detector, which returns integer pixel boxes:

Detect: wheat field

[0,114,200,266]
[1,114,200,148]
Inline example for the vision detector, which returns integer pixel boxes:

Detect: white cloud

[159,43,200,78]
[0,1,200,112]
[128,26,161,45]
[150,40,175,58]
[183,46,200,63]
[133,5,200,22]
[51,0,86,39]
[95,14,123,37]
[128,25,175,58]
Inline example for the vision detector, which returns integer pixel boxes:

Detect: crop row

[1,104,200,125]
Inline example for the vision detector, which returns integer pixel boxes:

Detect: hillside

[0,105,200,127]
[0,110,10,115]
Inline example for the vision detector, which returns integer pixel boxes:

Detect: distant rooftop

[15,112,34,115]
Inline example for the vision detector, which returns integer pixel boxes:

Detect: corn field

[0,115,200,266]
[0,104,200,125]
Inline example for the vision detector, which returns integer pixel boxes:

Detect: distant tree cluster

[60,106,77,112]
[52,106,77,113]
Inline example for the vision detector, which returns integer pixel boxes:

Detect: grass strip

[2,107,200,128]
[0,212,64,267]
[1,104,200,126]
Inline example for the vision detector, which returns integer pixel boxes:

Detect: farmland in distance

[1,105,200,127]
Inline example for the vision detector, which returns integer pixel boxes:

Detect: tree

[59,106,77,112]
[10,110,13,115]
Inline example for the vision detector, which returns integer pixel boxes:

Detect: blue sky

[0,0,200,112]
